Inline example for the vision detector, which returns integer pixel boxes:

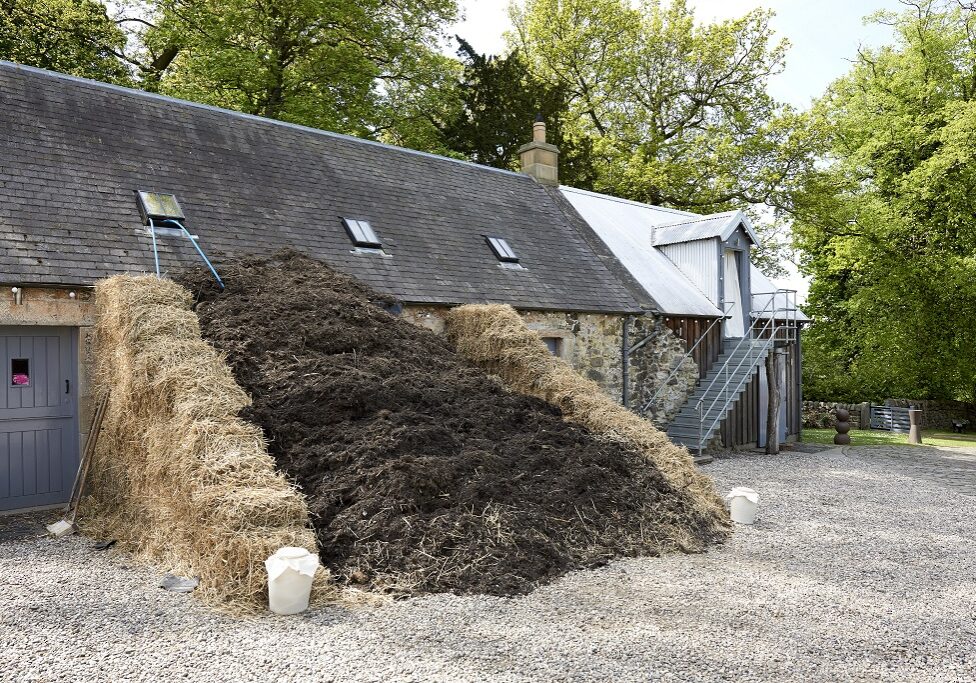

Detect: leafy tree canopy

[0,0,130,83]
[439,37,597,188]
[507,0,817,271]
[134,0,461,141]
[794,0,976,402]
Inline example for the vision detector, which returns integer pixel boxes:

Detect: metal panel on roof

[658,240,719,305]
[653,210,760,247]
[560,187,723,317]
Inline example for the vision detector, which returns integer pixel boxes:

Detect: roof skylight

[342,218,382,248]
[136,191,185,225]
[486,236,519,263]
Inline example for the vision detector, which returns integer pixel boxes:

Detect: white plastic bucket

[265,546,318,615]
[725,487,759,525]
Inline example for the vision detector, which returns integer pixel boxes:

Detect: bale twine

[80,275,329,611]
[445,304,728,530]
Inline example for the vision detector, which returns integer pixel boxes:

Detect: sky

[445,0,907,299]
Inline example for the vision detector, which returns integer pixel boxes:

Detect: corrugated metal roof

[652,210,761,247]
[751,266,811,322]
[560,187,723,317]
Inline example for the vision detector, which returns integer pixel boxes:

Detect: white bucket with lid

[265,546,318,615]
[725,487,759,525]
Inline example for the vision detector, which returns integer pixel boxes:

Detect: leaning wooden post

[765,350,782,455]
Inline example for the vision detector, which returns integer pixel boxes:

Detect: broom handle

[67,392,110,525]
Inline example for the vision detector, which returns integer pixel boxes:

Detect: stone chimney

[518,115,559,186]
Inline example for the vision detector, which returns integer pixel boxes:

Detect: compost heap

[181,252,726,596]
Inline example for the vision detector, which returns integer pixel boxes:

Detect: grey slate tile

[0,62,641,314]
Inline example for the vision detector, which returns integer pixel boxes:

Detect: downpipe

[622,316,631,408]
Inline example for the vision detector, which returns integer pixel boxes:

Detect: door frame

[718,229,752,340]
[0,325,80,515]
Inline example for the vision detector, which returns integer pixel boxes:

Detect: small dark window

[342,218,382,248]
[11,358,29,387]
[542,337,563,357]
[486,236,519,263]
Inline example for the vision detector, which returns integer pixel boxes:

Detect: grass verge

[802,428,976,448]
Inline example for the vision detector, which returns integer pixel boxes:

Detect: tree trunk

[766,350,782,455]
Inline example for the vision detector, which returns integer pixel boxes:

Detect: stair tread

[662,339,773,449]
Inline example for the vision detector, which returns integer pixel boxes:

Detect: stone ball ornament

[834,408,851,445]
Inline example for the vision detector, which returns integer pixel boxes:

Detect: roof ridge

[652,210,740,229]
[0,60,527,180]
[559,186,698,217]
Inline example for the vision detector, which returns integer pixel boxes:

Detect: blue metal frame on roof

[136,192,224,289]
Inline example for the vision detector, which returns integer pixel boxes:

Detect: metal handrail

[692,289,798,453]
[161,219,225,290]
[695,291,782,408]
[639,313,726,415]
[148,217,161,278]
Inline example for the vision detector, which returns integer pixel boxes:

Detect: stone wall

[402,306,699,424]
[404,305,628,400]
[519,310,625,400]
[0,286,97,452]
[885,399,976,430]
[802,401,868,430]
[627,315,699,427]
[804,398,976,431]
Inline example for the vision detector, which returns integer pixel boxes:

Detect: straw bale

[445,304,729,531]
[79,275,330,611]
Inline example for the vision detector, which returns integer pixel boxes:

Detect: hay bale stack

[445,304,728,529]
[81,275,326,610]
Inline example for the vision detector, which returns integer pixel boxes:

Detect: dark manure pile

[180,251,724,596]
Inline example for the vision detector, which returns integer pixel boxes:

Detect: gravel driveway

[3,447,974,683]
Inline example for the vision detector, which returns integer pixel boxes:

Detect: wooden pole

[766,351,782,455]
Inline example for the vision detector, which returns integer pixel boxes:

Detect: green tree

[508,0,797,208]
[508,0,814,271]
[793,0,976,402]
[129,0,459,140]
[440,38,596,187]
[0,0,130,83]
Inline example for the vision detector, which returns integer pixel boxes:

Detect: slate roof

[652,210,760,247]
[558,187,723,318]
[0,62,641,314]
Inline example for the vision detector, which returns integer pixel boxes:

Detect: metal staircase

[642,289,798,457]
[666,338,769,450]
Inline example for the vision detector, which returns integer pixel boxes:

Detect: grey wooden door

[0,326,79,512]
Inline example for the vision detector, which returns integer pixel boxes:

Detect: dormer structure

[651,210,759,338]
